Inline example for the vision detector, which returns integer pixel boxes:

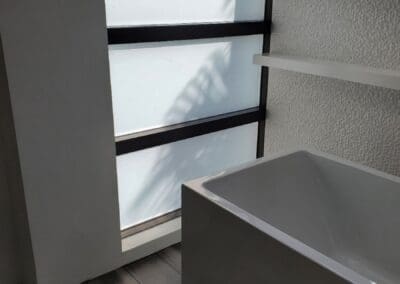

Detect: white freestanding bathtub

[182,150,400,284]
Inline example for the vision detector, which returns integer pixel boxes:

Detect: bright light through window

[105,0,265,27]
[109,36,262,136]
[106,0,266,232]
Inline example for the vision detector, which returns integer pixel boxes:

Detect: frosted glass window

[105,0,265,27]
[109,36,262,136]
[117,123,258,229]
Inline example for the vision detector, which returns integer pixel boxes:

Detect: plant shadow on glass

[115,1,264,229]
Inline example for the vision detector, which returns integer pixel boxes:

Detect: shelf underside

[254,54,400,91]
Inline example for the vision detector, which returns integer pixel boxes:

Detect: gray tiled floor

[87,244,181,284]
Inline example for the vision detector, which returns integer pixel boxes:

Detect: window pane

[105,0,265,27]
[109,36,262,136]
[116,123,257,229]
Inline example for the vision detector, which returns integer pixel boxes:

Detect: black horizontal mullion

[116,107,263,155]
[108,21,268,45]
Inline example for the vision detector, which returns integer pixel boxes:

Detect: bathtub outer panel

[182,187,349,284]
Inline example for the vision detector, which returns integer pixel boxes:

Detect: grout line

[157,251,181,275]
[123,267,142,284]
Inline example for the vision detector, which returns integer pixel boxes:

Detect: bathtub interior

[203,151,400,284]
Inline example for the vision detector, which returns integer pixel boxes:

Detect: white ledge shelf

[254,54,400,91]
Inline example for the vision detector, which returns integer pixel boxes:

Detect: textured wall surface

[266,0,400,176]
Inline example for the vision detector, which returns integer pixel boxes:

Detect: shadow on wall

[117,0,264,229]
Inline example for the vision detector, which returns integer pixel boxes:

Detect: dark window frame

[108,22,267,44]
[108,1,273,238]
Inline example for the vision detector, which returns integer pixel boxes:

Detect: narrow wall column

[0,1,123,283]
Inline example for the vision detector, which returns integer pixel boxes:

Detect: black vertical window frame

[257,0,273,158]
[108,2,272,236]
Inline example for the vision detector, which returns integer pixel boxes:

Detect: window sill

[120,217,181,265]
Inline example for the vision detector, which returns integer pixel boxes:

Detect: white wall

[0,156,19,284]
[0,35,19,284]
[266,0,400,176]
[0,35,37,284]
[0,0,123,283]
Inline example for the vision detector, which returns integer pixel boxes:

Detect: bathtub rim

[183,148,400,284]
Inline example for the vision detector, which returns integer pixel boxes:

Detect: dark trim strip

[257,0,273,158]
[121,209,181,239]
[116,107,262,155]
[108,21,268,44]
